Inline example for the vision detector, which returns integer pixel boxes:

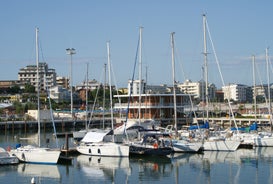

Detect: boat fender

[22,153,25,160]
[31,177,35,184]
[6,146,11,152]
[153,142,158,149]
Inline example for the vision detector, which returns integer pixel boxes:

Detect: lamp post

[66,48,76,119]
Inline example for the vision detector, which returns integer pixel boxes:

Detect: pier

[0,118,113,132]
[196,117,272,128]
[1,116,272,133]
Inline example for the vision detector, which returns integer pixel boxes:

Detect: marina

[1,1,273,183]
[1,129,273,183]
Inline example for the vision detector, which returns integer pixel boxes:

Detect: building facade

[114,80,192,124]
[75,79,102,91]
[56,76,69,89]
[49,86,70,103]
[177,79,216,101]
[0,80,20,89]
[222,84,253,103]
[18,62,56,92]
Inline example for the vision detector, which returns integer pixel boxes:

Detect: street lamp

[66,48,76,119]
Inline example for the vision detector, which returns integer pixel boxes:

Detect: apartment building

[177,79,216,101]
[18,62,56,92]
[222,84,253,103]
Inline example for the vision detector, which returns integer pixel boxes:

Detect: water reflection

[129,155,173,181]
[76,155,130,182]
[169,148,273,184]
[18,164,61,179]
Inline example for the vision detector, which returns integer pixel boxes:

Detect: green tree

[24,83,35,93]
[10,85,21,94]
[13,101,24,115]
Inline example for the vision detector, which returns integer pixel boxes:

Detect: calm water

[0,130,273,184]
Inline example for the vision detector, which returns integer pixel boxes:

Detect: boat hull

[76,142,129,157]
[203,140,241,151]
[129,144,173,156]
[0,156,19,165]
[10,146,61,164]
[172,140,203,153]
[0,147,19,165]
[254,136,273,147]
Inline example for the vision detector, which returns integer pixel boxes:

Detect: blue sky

[1,1,273,89]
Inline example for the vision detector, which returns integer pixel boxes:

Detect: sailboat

[230,55,271,147]
[76,41,129,157]
[9,28,61,164]
[128,27,173,156]
[72,63,91,141]
[253,48,273,147]
[167,32,203,153]
[200,14,241,151]
[115,27,160,143]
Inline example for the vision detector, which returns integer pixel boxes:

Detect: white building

[127,79,145,95]
[27,109,51,121]
[49,86,70,103]
[222,84,251,102]
[18,62,56,92]
[56,76,69,89]
[75,79,102,91]
[177,79,216,101]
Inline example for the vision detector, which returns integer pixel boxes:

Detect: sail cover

[81,130,111,143]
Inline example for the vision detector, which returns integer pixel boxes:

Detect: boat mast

[138,26,143,124]
[35,27,41,147]
[171,32,178,136]
[107,42,114,138]
[103,63,107,129]
[85,63,89,130]
[266,48,272,131]
[252,55,257,121]
[203,14,209,122]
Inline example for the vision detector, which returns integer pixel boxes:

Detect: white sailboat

[253,48,273,147]
[168,32,203,153]
[200,14,240,151]
[115,27,160,143]
[10,28,61,164]
[231,53,273,147]
[76,41,129,157]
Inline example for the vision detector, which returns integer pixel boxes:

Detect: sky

[1,1,273,89]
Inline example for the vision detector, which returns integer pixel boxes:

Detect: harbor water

[0,129,273,184]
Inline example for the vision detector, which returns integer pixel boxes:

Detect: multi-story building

[49,86,70,103]
[177,79,216,101]
[18,62,56,92]
[222,84,253,103]
[56,76,69,89]
[75,79,102,91]
[114,80,192,124]
[0,80,20,89]
[252,84,273,102]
